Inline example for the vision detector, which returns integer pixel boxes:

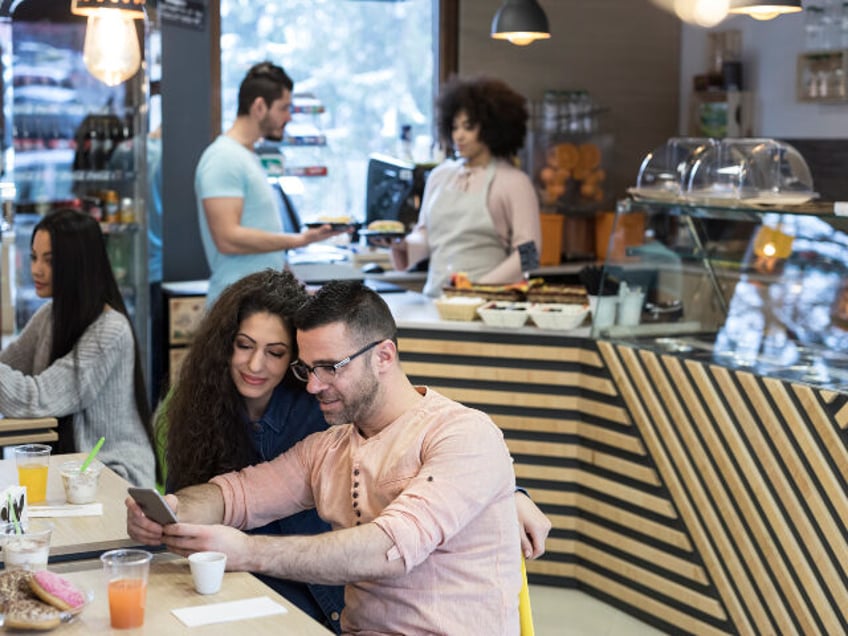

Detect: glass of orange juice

[100,549,153,629]
[13,444,51,504]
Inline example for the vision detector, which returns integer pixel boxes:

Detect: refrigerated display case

[5,15,149,361]
[596,195,848,390]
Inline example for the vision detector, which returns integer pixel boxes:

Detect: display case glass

[596,197,848,390]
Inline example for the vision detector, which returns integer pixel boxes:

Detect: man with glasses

[128,280,539,634]
[195,61,343,305]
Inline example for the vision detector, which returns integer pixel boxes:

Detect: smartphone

[128,487,178,525]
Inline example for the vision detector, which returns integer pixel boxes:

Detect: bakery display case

[596,195,848,390]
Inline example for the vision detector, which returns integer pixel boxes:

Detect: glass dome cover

[685,138,816,205]
[631,137,717,200]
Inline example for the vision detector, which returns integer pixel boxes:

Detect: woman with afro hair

[390,75,541,296]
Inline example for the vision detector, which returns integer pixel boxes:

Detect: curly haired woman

[164,269,344,632]
[390,75,542,296]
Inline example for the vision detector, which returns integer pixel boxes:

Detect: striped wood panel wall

[398,329,848,635]
[399,329,719,634]
[598,341,848,635]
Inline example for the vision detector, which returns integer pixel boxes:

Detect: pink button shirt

[212,388,521,635]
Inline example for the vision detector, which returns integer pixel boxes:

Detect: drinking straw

[7,493,21,535]
[80,436,106,473]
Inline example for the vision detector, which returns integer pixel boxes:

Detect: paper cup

[188,551,226,595]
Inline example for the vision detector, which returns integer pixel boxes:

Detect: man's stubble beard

[322,368,381,427]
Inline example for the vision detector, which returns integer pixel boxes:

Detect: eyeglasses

[290,340,383,383]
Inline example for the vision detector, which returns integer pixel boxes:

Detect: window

[220,0,436,223]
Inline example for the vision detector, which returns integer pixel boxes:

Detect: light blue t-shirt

[195,135,285,304]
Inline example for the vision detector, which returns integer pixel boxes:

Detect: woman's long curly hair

[436,75,529,159]
[165,269,309,491]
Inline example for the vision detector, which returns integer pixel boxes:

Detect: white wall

[680,12,848,137]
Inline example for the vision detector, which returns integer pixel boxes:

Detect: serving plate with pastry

[0,569,93,630]
[359,220,407,242]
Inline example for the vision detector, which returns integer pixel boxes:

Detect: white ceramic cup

[188,551,227,595]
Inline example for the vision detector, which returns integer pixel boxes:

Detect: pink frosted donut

[28,570,87,611]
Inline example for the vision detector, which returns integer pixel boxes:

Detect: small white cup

[188,551,226,595]
[590,295,618,331]
[618,288,646,327]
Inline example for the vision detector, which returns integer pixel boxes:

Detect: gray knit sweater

[0,303,155,487]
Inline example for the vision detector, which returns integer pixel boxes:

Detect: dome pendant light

[491,0,551,47]
[71,0,145,87]
[727,0,803,21]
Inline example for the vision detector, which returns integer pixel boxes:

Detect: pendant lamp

[491,0,551,47]
[71,0,145,87]
[728,0,802,20]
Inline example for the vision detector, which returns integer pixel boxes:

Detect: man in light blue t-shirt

[195,62,342,304]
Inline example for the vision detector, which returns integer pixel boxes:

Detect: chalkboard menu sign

[160,0,206,30]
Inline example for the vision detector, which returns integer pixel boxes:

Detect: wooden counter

[384,292,848,635]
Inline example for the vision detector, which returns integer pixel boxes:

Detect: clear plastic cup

[13,444,51,504]
[101,549,153,629]
[0,519,53,571]
[60,459,104,505]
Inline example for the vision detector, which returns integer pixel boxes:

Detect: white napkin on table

[171,596,288,627]
[28,503,103,517]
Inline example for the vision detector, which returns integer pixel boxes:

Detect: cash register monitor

[364,153,416,228]
[270,179,302,233]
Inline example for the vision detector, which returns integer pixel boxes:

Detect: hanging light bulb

[727,0,803,21]
[82,11,141,86]
[674,0,730,27]
[491,0,551,47]
[71,0,145,87]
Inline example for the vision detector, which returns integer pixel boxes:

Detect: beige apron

[423,162,508,296]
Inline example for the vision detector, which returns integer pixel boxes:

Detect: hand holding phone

[128,487,178,525]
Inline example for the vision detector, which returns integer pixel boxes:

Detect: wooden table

[0,452,142,563]
[50,554,333,634]
[0,416,57,445]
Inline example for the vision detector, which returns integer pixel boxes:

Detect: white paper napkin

[171,596,288,627]
[28,503,103,517]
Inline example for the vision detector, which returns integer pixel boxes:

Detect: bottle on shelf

[99,117,115,169]
[398,125,413,161]
[806,5,826,51]
[88,126,102,171]
[103,190,120,223]
[840,1,848,48]
[119,197,134,224]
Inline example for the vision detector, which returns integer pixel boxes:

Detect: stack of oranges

[538,142,605,206]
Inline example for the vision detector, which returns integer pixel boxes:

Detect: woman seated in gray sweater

[0,208,156,487]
